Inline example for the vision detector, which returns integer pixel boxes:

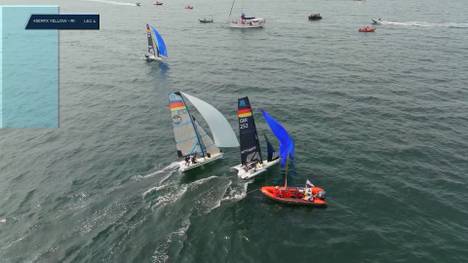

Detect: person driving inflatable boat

[302,180,326,201]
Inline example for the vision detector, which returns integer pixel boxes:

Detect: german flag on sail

[170,101,185,111]
[238,107,252,118]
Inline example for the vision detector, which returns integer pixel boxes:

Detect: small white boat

[230,17,265,28]
[168,92,239,173]
[199,16,214,23]
[231,97,280,179]
[145,24,168,62]
[227,0,265,29]
[372,18,383,25]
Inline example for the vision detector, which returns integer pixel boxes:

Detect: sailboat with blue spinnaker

[231,97,280,179]
[145,24,167,62]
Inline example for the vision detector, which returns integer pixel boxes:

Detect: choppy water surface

[1,0,468,262]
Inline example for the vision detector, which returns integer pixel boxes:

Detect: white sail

[193,118,221,155]
[181,92,239,147]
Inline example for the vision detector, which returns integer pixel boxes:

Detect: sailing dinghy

[259,110,327,207]
[231,97,279,180]
[169,92,239,172]
[145,24,168,62]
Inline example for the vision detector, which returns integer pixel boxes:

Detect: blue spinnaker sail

[261,110,294,167]
[264,134,278,162]
[151,25,168,57]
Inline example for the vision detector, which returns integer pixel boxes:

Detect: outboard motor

[312,187,326,199]
[316,190,326,199]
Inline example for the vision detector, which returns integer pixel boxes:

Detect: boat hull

[308,14,322,21]
[358,27,375,32]
[178,152,223,172]
[231,158,280,180]
[199,19,214,23]
[261,186,327,207]
[230,18,265,28]
[145,54,163,62]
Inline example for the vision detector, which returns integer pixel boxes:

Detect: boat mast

[228,0,236,18]
[176,92,206,157]
[147,25,155,56]
[284,157,288,188]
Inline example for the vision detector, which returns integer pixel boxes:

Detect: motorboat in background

[359,25,376,32]
[199,16,214,23]
[372,18,383,25]
[308,13,322,21]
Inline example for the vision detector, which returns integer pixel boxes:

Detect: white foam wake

[380,21,468,28]
[142,184,168,198]
[83,0,137,6]
[222,180,251,202]
[153,185,188,208]
[187,175,218,188]
[144,176,218,208]
[152,218,191,263]
[133,162,179,182]
[198,180,232,215]
[197,179,252,215]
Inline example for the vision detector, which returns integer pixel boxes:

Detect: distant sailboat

[228,0,265,28]
[145,24,168,62]
[259,110,327,207]
[231,97,279,179]
[169,92,239,172]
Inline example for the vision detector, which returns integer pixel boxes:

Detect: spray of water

[83,0,137,7]
[380,20,468,28]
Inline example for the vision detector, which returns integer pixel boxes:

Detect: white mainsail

[181,92,239,148]
[169,92,205,157]
[193,118,221,155]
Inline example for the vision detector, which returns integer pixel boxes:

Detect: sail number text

[240,118,248,129]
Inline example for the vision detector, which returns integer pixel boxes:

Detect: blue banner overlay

[26,14,99,30]
[1,6,59,128]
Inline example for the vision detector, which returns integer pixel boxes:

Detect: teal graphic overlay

[1,5,59,128]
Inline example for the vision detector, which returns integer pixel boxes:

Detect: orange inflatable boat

[359,25,376,32]
[261,186,327,207]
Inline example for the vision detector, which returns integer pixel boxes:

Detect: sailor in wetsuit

[303,180,315,201]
